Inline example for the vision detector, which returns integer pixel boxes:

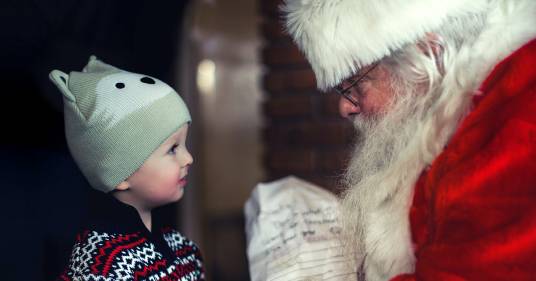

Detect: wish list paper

[244,176,357,281]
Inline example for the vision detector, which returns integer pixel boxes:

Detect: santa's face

[341,59,432,192]
[337,65,395,120]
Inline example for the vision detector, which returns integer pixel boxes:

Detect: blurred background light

[197,59,216,95]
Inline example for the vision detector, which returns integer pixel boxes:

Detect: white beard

[341,79,432,281]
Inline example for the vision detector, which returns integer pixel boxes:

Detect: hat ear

[49,70,76,102]
[83,55,119,73]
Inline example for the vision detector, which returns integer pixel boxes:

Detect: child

[49,56,204,280]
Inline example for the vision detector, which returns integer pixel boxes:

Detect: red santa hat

[282,0,487,91]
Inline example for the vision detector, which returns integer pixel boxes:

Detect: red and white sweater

[57,194,204,281]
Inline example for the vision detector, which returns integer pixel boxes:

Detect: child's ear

[115,181,130,191]
[83,55,119,73]
[49,70,76,102]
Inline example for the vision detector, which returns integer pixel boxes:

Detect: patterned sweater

[57,194,204,281]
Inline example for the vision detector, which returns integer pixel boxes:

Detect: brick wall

[260,0,356,193]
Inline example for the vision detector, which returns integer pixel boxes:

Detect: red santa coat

[393,39,536,281]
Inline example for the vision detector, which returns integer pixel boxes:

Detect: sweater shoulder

[59,230,159,280]
[161,227,201,252]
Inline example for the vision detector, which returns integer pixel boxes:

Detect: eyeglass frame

[332,62,379,108]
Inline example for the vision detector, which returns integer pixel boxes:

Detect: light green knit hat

[49,56,191,193]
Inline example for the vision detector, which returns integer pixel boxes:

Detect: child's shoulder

[159,227,201,253]
[61,227,204,280]
[60,229,151,279]
[71,229,149,262]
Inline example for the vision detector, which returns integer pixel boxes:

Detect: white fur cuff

[282,0,487,90]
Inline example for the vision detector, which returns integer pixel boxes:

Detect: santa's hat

[282,0,487,90]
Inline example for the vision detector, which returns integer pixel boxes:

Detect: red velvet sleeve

[391,39,536,281]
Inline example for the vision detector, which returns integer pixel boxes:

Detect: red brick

[265,121,356,146]
[260,20,289,40]
[319,93,344,118]
[263,68,316,92]
[265,148,316,173]
[263,95,314,118]
[318,148,354,172]
[260,0,283,16]
[262,44,307,66]
[260,0,354,194]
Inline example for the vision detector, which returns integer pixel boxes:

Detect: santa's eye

[115,82,125,89]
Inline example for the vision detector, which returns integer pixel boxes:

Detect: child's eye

[168,144,179,155]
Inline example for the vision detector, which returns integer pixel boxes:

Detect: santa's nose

[338,94,360,119]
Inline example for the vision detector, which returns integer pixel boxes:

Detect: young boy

[49,56,204,280]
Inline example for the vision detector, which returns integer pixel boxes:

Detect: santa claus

[282,0,536,280]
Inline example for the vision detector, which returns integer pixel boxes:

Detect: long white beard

[341,77,437,281]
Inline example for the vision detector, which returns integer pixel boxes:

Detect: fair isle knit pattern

[58,228,204,281]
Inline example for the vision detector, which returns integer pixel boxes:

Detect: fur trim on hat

[282,0,488,90]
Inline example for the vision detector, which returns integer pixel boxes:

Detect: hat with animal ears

[49,55,191,192]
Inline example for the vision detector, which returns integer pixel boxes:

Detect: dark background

[0,1,189,280]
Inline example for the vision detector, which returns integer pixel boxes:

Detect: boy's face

[118,124,193,209]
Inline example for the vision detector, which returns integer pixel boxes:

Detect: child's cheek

[163,169,181,189]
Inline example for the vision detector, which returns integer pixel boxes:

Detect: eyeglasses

[332,63,379,107]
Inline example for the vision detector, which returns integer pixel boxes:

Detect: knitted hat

[282,0,487,90]
[49,56,191,193]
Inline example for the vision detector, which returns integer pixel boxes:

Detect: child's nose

[181,149,193,167]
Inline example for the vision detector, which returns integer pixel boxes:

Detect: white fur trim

[282,0,488,90]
